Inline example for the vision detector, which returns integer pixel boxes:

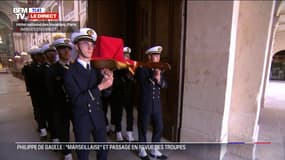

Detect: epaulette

[63,65,70,70]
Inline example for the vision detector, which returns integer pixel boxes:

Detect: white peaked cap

[52,38,73,49]
[41,43,57,53]
[145,45,163,55]
[123,47,131,54]
[71,27,97,44]
[28,46,42,55]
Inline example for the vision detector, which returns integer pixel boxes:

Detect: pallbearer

[64,28,113,160]
[136,46,168,160]
[110,46,135,141]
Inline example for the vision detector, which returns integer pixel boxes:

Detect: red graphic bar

[28,12,59,20]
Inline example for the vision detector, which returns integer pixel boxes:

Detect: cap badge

[158,47,162,52]
[64,39,70,44]
[87,30,94,36]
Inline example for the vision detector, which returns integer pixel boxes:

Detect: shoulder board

[63,65,70,70]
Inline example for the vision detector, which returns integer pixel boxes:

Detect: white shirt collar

[77,58,90,69]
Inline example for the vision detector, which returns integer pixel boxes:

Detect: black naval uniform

[39,62,56,139]
[22,62,42,129]
[21,63,31,93]
[46,61,72,155]
[110,69,135,132]
[135,67,167,143]
[64,61,111,160]
[28,62,48,131]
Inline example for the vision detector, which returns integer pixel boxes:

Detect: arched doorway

[87,0,184,141]
[0,11,13,68]
[255,50,285,159]
[270,50,285,80]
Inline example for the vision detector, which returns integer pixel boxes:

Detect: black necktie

[86,63,90,70]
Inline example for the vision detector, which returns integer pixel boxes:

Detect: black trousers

[30,95,49,130]
[29,95,42,129]
[45,106,55,138]
[53,110,72,155]
[102,96,115,126]
[39,100,54,138]
[74,111,107,160]
[138,110,163,142]
[110,99,134,132]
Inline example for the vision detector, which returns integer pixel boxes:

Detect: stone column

[261,13,279,109]
[181,1,239,159]
[226,1,275,160]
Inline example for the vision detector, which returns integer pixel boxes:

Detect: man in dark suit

[46,38,73,160]
[136,46,168,160]
[64,28,113,160]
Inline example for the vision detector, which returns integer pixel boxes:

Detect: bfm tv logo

[13,8,59,20]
